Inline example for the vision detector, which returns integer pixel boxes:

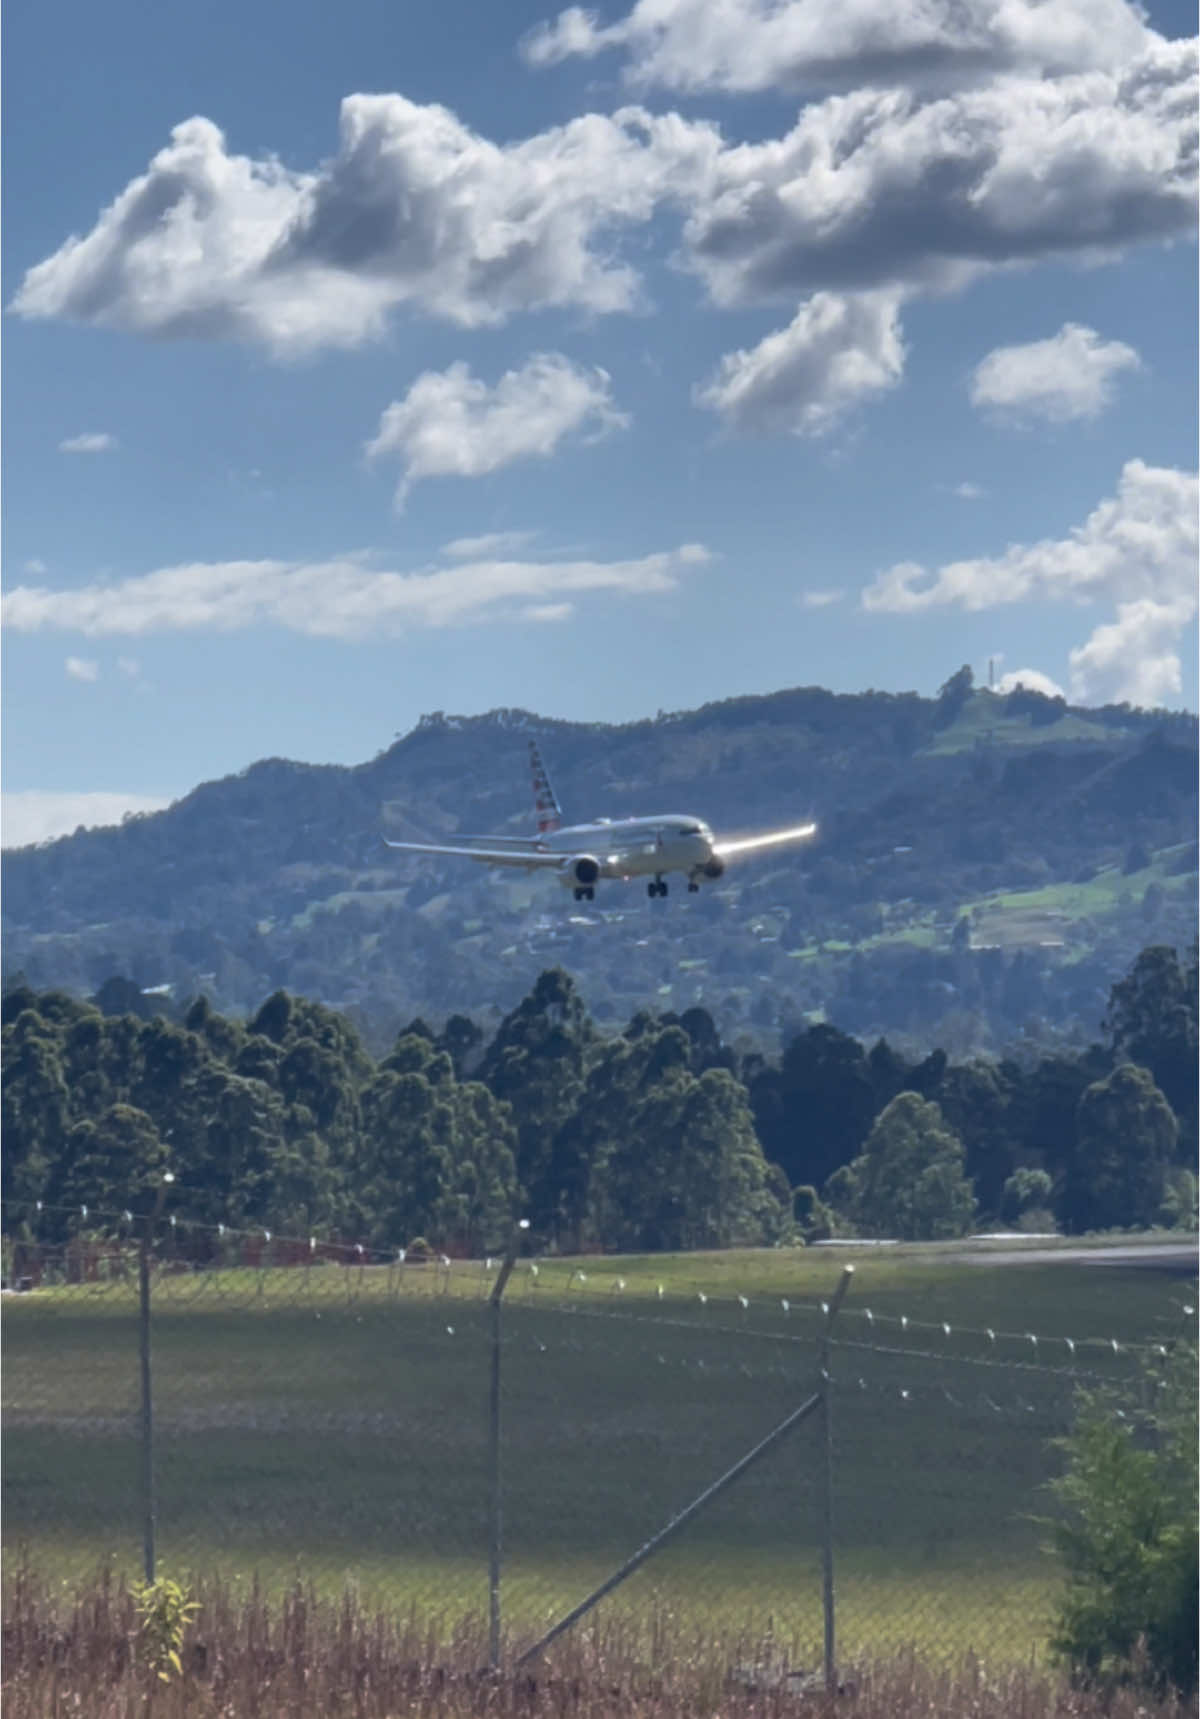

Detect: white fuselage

[541,816,716,882]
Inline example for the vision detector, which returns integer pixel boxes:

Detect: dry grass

[3,1564,1195,1719]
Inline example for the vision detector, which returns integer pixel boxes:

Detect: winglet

[529,740,562,835]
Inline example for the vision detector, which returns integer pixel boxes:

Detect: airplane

[383,741,817,902]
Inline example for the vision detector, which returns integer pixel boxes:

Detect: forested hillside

[3,944,1196,1252]
[4,674,1196,1053]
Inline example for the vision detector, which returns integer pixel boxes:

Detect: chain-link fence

[2,1209,1189,1683]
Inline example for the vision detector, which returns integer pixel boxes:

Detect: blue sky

[3,0,1196,845]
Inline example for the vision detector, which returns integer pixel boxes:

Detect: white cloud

[523,602,574,621]
[59,432,117,454]
[970,323,1142,422]
[442,530,537,559]
[11,102,716,352]
[117,655,141,677]
[367,354,628,504]
[953,482,985,500]
[798,589,845,608]
[1,791,174,849]
[523,0,1154,93]
[696,291,906,434]
[994,668,1066,698]
[861,460,1198,707]
[65,656,100,682]
[11,45,1195,359]
[2,543,710,639]
[680,44,1198,309]
[1068,597,1194,705]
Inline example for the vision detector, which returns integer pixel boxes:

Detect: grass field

[3,1242,1194,1669]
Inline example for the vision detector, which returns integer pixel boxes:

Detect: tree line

[2,943,1195,1255]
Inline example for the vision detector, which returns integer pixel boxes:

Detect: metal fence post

[820,1264,854,1695]
[139,1173,174,1585]
[488,1217,529,1669]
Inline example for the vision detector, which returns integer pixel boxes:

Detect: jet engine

[561,855,601,887]
[703,857,726,880]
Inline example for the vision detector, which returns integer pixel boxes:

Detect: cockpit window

[678,824,703,836]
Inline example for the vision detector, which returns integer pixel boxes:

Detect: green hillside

[3,678,1195,1052]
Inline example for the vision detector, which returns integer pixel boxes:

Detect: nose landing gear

[647,876,668,898]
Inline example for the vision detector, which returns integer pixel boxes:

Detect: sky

[2,0,1197,847]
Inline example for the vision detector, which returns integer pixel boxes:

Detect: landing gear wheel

[647,881,657,899]
[647,877,668,898]
[687,881,700,893]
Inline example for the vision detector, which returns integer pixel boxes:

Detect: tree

[1103,945,1197,1158]
[480,969,596,1235]
[933,1059,1020,1219]
[437,1014,484,1080]
[1069,1064,1178,1232]
[1001,1167,1055,1231]
[586,1051,788,1252]
[1048,1345,1198,1692]
[1,1012,70,1215]
[749,1023,879,1193]
[60,1103,170,1217]
[827,1092,977,1240]
[359,1067,454,1244]
[933,664,974,728]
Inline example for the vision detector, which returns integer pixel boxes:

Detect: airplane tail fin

[529,740,563,835]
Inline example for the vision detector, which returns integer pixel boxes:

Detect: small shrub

[131,1576,199,1683]
[1047,1344,1198,1693]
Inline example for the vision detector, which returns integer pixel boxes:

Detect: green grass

[3,1245,1192,1664]
[920,697,1125,757]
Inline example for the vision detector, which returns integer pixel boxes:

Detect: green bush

[1047,1344,1198,1692]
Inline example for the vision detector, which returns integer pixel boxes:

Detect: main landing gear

[647,877,668,898]
[573,886,596,902]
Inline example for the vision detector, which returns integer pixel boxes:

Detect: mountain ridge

[4,678,1196,1053]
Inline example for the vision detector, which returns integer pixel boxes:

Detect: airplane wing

[383,838,563,870]
[713,821,818,859]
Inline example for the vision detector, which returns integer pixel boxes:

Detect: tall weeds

[3,1563,1196,1719]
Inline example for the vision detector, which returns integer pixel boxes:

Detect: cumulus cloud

[11,101,716,352]
[680,43,1198,308]
[1,791,175,849]
[523,602,574,621]
[993,668,1066,697]
[2,543,710,639]
[65,656,100,682]
[59,432,117,454]
[861,460,1198,707]
[523,0,1154,93]
[442,530,537,559]
[970,323,1142,422]
[697,290,906,434]
[367,354,628,504]
[1068,597,1195,705]
[11,45,1195,358]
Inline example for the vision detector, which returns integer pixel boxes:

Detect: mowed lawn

[3,1242,1192,1664]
